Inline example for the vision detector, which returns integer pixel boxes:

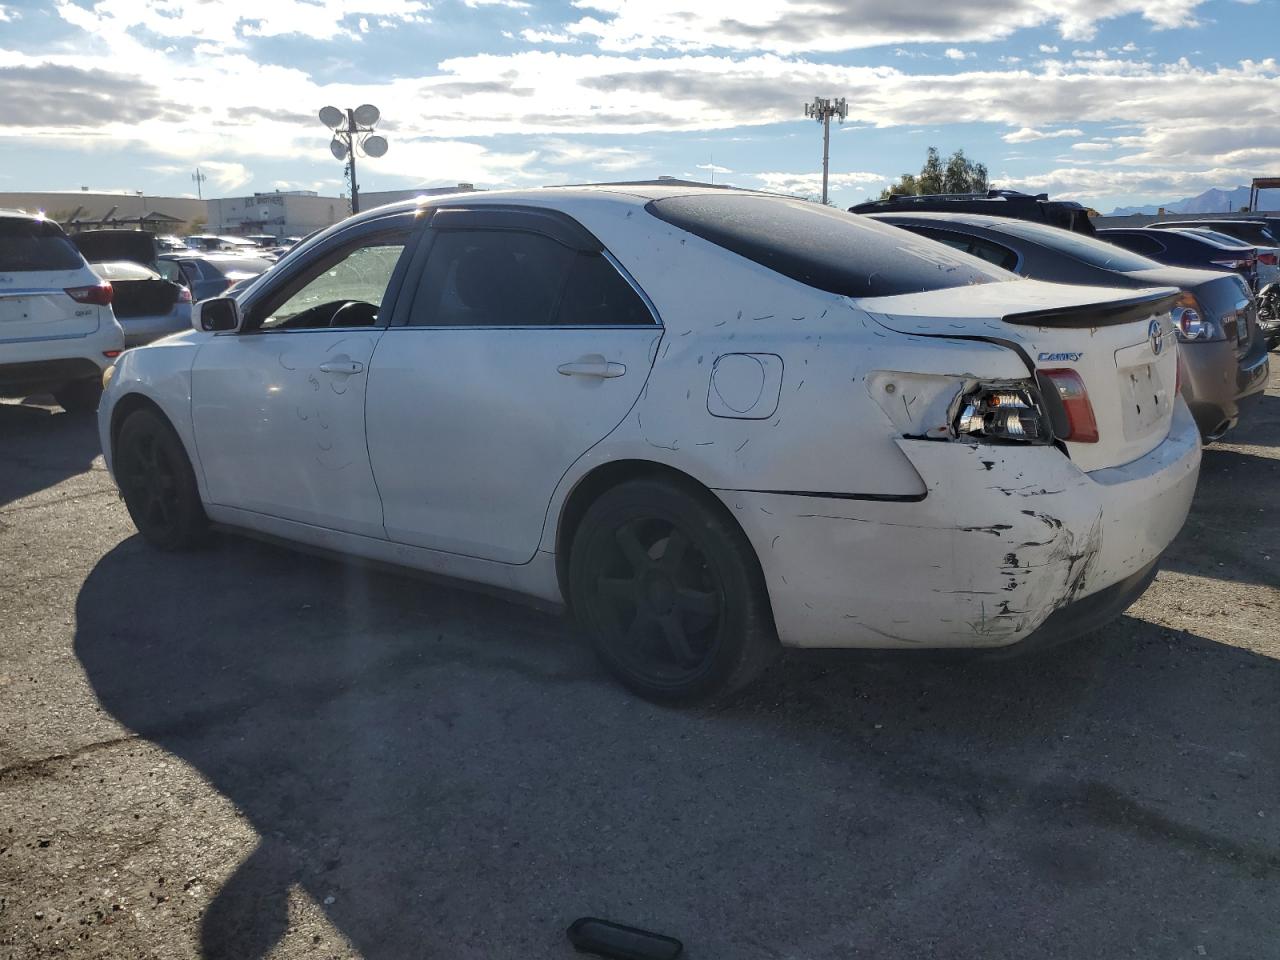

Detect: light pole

[804,96,848,205]
[192,168,207,200]
[319,104,389,215]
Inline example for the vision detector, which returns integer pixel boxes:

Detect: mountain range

[1109,185,1280,216]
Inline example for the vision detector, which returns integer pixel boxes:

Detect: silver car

[89,260,192,347]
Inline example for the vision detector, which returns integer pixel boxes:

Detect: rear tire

[115,408,208,550]
[54,378,102,414]
[568,478,778,704]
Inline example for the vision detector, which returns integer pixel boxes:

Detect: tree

[882,147,989,198]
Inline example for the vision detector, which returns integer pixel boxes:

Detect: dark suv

[850,189,1096,234]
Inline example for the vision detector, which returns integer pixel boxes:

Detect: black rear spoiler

[1002,290,1177,328]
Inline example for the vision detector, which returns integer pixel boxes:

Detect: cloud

[200,160,253,190]
[695,162,733,174]
[0,5,18,22]
[465,0,531,6]
[1039,44,1059,53]
[752,170,888,196]
[559,0,1209,54]
[943,48,972,60]
[1071,141,1112,151]
[1003,127,1085,142]
[0,64,185,126]
[7,2,1279,207]
[53,0,432,46]
[995,165,1263,201]
[520,29,576,43]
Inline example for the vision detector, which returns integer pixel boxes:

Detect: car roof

[1,209,58,225]
[1098,226,1253,250]
[864,210,1038,231]
[354,184,777,222]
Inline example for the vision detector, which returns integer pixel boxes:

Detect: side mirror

[193,297,242,333]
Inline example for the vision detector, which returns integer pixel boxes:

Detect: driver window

[258,232,408,331]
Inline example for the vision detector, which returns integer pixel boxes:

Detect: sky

[0,0,1278,211]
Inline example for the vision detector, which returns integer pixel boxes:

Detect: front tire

[569,478,778,704]
[54,378,102,414]
[115,408,208,550]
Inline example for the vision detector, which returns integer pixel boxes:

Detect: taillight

[1170,291,1221,341]
[177,286,193,303]
[1258,252,1278,266]
[1038,368,1099,444]
[953,383,1050,443]
[65,281,113,305]
[1210,256,1255,271]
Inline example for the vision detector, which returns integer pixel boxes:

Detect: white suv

[1,211,125,413]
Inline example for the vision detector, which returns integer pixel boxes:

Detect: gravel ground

[1,369,1278,960]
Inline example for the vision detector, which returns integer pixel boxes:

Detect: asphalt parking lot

[1,374,1278,960]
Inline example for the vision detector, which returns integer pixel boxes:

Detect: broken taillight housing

[953,384,1050,444]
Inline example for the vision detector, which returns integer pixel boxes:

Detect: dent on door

[278,335,378,472]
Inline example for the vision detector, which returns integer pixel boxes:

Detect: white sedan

[98,187,1200,702]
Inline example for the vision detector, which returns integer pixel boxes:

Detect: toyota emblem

[1148,317,1164,356]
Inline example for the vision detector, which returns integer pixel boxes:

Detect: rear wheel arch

[554,459,769,613]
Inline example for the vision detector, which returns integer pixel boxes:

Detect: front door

[366,210,661,563]
[190,216,416,538]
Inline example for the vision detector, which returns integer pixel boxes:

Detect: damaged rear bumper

[718,398,1200,650]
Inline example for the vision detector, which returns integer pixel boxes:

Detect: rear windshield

[986,218,1158,272]
[204,257,271,277]
[645,194,1013,298]
[0,218,84,272]
[1177,229,1255,250]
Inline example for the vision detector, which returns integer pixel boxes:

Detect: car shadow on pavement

[74,534,1280,960]
[0,399,102,508]
[1159,445,1280,588]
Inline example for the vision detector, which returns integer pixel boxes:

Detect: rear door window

[556,252,654,326]
[0,219,84,272]
[646,194,1013,298]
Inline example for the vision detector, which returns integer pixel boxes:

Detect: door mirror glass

[195,296,242,333]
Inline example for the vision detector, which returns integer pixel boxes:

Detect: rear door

[366,206,662,564]
[0,218,103,344]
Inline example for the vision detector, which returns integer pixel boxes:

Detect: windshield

[988,218,1159,272]
[646,193,1014,298]
[0,218,84,272]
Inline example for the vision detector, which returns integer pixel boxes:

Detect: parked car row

[866,211,1269,441]
[97,186,1206,703]
[5,188,1271,702]
[0,215,275,412]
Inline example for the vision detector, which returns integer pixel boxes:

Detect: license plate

[1120,362,1167,439]
[0,297,33,322]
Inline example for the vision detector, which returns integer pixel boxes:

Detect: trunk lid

[90,260,181,318]
[858,279,1181,472]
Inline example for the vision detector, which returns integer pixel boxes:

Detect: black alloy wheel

[570,478,777,703]
[115,408,208,550]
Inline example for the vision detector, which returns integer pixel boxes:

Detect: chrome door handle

[557,360,626,379]
[318,359,364,375]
